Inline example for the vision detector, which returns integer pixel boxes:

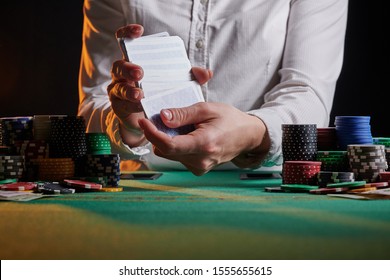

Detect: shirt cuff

[247,110,283,167]
[105,110,151,159]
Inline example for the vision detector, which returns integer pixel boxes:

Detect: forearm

[239,0,348,168]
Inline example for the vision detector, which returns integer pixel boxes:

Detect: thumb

[160,103,211,128]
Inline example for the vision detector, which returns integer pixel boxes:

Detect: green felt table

[1,171,390,260]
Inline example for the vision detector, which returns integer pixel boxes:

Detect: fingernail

[161,109,173,121]
[130,26,141,33]
[131,69,142,79]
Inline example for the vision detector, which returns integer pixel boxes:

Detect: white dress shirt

[78,0,349,171]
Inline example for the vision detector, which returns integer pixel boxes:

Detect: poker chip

[280,184,319,192]
[316,151,349,172]
[264,186,284,192]
[0,178,18,184]
[378,172,390,182]
[348,187,377,193]
[363,181,389,188]
[282,161,321,185]
[98,187,123,192]
[63,179,102,190]
[347,144,387,182]
[0,116,33,146]
[68,176,108,187]
[86,133,112,155]
[0,182,36,191]
[309,187,349,195]
[33,115,67,141]
[34,158,75,182]
[326,181,367,188]
[282,124,317,161]
[316,171,354,187]
[317,127,338,151]
[334,116,373,150]
[0,145,13,155]
[373,137,390,147]
[0,155,25,180]
[36,182,75,194]
[49,116,87,162]
[85,154,121,187]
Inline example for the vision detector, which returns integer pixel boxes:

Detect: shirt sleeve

[78,0,151,159]
[248,0,349,167]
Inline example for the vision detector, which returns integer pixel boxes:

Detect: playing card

[118,32,204,135]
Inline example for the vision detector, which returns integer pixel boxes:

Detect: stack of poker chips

[347,144,388,183]
[316,151,349,172]
[282,161,322,185]
[317,127,338,151]
[282,124,317,161]
[373,137,390,171]
[14,140,49,180]
[316,171,355,188]
[14,140,48,159]
[49,116,87,158]
[33,115,66,141]
[0,155,25,180]
[86,133,112,155]
[34,158,75,182]
[334,116,373,150]
[49,116,87,176]
[378,172,390,182]
[0,146,13,155]
[0,116,33,146]
[84,154,121,187]
[309,180,388,195]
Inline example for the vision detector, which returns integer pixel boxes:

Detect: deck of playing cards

[118,32,204,136]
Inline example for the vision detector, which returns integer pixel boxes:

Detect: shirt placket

[189,0,209,98]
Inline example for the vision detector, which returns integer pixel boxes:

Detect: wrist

[232,115,270,168]
[119,120,148,148]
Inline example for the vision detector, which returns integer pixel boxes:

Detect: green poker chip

[0,178,18,185]
[326,181,366,188]
[280,184,319,192]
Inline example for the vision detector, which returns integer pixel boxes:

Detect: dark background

[0,1,388,136]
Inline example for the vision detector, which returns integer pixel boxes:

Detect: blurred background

[0,1,387,136]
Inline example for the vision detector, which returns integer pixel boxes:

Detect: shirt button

[200,0,208,5]
[196,39,204,49]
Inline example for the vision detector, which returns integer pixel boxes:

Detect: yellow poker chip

[98,187,123,192]
[34,158,73,163]
[348,187,377,193]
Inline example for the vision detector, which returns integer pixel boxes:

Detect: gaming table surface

[1,171,389,260]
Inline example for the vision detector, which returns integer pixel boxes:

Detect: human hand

[138,102,269,176]
[107,24,146,147]
[107,24,213,148]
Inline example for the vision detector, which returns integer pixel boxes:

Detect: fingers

[107,82,144,102]
[111,60,143,82]
[160,102,217,128]
[192,67,213,85]
[138,118,200,155]
[115,24,144,39]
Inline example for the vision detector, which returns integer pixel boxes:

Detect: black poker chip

[282,124,317,162]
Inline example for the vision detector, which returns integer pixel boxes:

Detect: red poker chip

[0,182,37,191]
[309,187,349,194]
[364,182,389,188]
[284,161,322,166]
[63,179,102,189]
